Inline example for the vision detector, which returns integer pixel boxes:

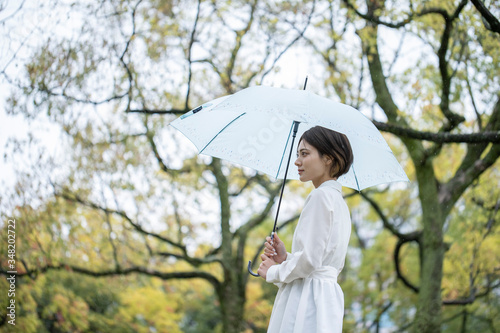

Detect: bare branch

[443,294,478,305]
[436,0,468,128]
[155,251,223,267]
[470,0,500,34]
[0,0,25,24]
[359,21,429,168]
[146,128,169,174]
[223,0,258,93]
[351,212,367,250]
[443,198,500,306]
[1,12,34,75]
[394,236,420,293]
[118,0,144,112]
[465,63,483,131]
[54,190,187,252]
[387,29,407,76]
[236,189,284,271]
[192,58,225,82]
[342,0,464,29]
[20,259,36,280]
[185,0,203,110]
[342,0,412,28]
[441,309,467,323]
[126,108,188,115]
[229,174,265,197]
[38,87,129,106]
[440,98,500,214]
[54,187,225,272]
[370,301,393,332]
[259,0,317,83]
[373,121,500,144]
[3,264,221,290]
[482,199,499,240]
[104,210,121,272]
[144,121,193,176]
[359,191,416,240]
[291,1,350,89]
[357,191,422,293]
[234,183,282,238]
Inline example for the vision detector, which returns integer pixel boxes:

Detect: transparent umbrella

[169,85,409,276]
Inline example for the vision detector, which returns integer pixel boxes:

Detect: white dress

[265,180,351,333]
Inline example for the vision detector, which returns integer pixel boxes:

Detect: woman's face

[294,139,334,188]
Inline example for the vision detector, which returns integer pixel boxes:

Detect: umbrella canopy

[170,85,408,191]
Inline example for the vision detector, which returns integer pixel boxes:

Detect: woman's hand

[264,233,287,264]
[257,254,276,280]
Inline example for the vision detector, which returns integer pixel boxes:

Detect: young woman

[257,126,354,333]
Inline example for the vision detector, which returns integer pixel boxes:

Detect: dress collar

[318,179,342,193]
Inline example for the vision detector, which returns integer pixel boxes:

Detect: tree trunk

[359,19,451,331]
[219,273,246,333]
[412,164,445,332]
[211,158,247,332]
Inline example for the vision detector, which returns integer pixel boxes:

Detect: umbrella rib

[199,113,246,154]
[275,122,295,179]
[352,164,361,191]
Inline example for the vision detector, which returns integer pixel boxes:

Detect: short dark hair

[298,126,353,179]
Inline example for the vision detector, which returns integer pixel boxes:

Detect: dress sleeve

[266,189,333,284]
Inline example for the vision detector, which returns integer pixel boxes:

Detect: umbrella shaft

[273,121,300,235]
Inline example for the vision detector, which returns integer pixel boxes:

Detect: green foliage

[0,270,136,333]
[115,285,182,333]
[180,289,222,333]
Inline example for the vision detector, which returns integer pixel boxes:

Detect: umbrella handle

[247,260,260,277]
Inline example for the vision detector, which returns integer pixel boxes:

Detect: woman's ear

[323,155,333,165]
[326,156,340,178]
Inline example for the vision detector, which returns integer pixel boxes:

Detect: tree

[306,0,499,331]
[1,0,311,332]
